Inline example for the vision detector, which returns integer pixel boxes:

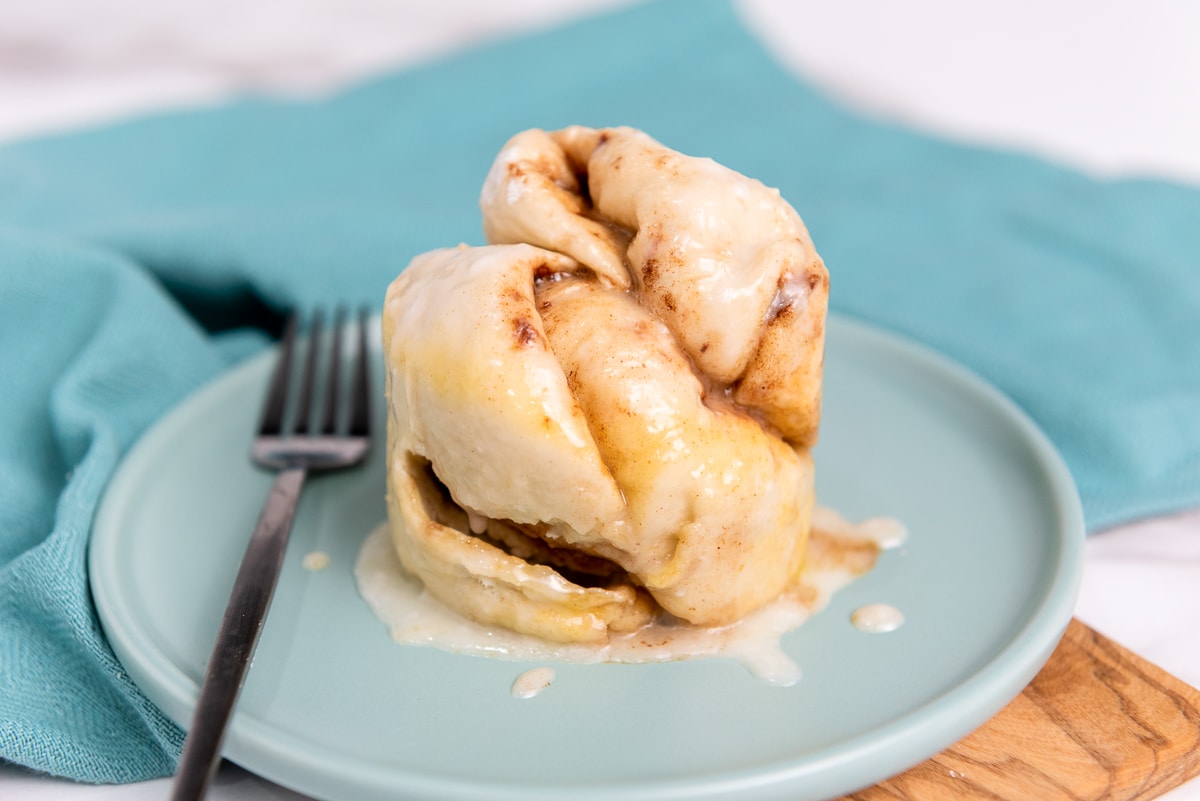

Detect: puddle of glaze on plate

[356,509,893,686]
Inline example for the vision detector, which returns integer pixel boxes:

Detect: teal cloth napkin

[2,0,1198,784]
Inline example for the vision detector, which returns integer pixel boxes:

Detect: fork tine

[292,310,323,435]
[320,307,347,435]
[348,306,371,438]
[258,312,297,437]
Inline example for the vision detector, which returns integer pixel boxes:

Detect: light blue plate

[91,315,1084,801]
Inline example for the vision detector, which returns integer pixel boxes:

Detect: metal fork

[170,308,372,801]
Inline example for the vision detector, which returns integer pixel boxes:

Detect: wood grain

[841,619,1200,801]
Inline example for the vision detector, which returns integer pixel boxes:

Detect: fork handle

[170,466,308,801]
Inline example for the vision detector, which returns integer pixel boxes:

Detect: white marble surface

[3,0,1199,798]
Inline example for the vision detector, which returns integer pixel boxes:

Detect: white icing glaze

[811,507,907,550]
[301,551,330,571]
[856,518,908,550]
[465,507,489,535]
[851,603,905,633]
[511,667,556,699]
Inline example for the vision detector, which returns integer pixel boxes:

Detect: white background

[2,1,1199,798]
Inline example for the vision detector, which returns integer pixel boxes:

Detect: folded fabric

[1,0,1198,784]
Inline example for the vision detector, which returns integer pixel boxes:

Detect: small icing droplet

[302,551,331,571]
[851,603,904,633]
[511,667,556,699]
[466,508,489,535]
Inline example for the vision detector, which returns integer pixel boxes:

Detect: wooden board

[841,619,1200,801]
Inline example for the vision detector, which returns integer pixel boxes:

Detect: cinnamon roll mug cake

[355,126,905,685]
